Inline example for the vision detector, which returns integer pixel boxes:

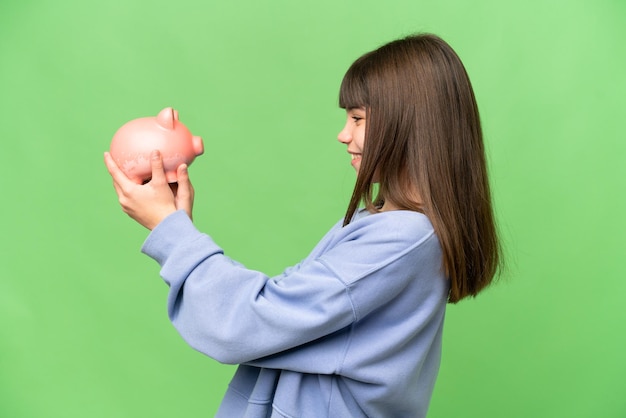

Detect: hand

[104,150,194,230]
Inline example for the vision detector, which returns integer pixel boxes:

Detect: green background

[1,0,624,417]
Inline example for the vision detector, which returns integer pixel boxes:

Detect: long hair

[339,33,501,303]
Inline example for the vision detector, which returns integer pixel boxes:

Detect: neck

[380,200,400,212]
[379,188,423,213]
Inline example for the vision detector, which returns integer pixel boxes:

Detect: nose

[337,124,351,144]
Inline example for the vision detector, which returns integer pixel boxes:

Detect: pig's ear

[156,107,175,129]
[173,110,179,120]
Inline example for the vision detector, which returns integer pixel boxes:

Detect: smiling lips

[348,151,362,167]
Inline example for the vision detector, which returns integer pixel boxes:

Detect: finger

[176,164,192,198]
[104,152,134,189]
[149,150,167,185]
[175,164,194,218]
[111,178,123,196]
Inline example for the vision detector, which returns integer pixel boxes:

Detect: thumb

[149,150,167,184]
[175,164,194,219]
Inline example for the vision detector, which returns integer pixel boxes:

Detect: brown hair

[339,33,501,303]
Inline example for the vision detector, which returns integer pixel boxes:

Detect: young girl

[105,33,500,418]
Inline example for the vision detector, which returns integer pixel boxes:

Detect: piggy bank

[110,107,204,183]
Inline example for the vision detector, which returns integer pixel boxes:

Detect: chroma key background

[0,0,624,417]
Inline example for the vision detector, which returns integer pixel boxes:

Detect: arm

[142,211,437,366]
[142,211,356,364]
[105,149,356,364]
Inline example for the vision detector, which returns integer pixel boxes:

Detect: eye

[351,115,364,123]
[346,107,366,124]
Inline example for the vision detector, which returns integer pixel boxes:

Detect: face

[337,107,366,172]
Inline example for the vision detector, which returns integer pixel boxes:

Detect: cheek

[356,129,366,148]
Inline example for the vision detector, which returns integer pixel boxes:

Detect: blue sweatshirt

[141,209,449,418]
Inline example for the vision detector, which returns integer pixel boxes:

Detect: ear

[156,107,175,129]
[173,109,179,120]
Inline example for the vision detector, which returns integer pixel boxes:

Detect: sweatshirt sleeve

[141,210,438,365]
[141,210,356,364]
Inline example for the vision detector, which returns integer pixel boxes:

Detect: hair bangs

[339,61,369,109]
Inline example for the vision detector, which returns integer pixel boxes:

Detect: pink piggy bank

[110,107,204,183]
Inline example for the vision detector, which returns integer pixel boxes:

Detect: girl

[105,33,500,418]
